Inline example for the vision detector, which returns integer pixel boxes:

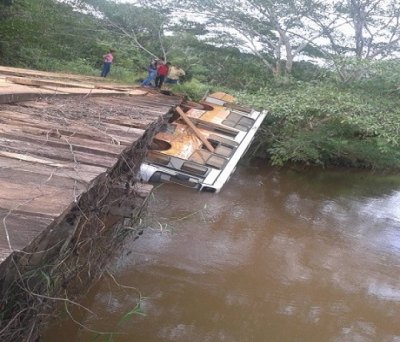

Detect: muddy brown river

[43,164,400,341]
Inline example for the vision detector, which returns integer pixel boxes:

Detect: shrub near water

[241,82,400,170]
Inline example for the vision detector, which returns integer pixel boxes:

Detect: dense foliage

[0,0,399,170]
[241,80,400,169]
[0,0,157,82]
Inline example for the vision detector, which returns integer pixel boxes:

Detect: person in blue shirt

[141,59,158,87]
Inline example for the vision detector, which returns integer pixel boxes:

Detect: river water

[43,163,400,342]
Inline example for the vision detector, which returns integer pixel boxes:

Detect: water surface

[43,164,400,341]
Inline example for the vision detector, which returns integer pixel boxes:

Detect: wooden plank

[176,106,215,152]
[0,113,137,145]
[0,109,67,123]
[0,66,133,87]
[0,129,126,157]
[105,117,153,129]
[0,87,128,105]
[0,151,67,167]
[0,121,106,143]
[0,179,82,217]
[96,92,180,104]
[6,76,96,89]
[1,94,178,118]
[0,156,105,183]
[0,248,12,263]
[101,122,146,135]
[0,66,99,82]
[0,167,88,189]
[0,92,48,104]
[0,209,54,251]
[91,97,176,113]
[37,86,124,95]
[128,89,148,95]
[0,105,152,134]
[0,137,117,167]
[17,100,50,109]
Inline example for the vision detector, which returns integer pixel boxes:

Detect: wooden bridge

[0,66,183,264]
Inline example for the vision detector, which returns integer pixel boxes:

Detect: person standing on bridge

[165,64,186,85]
[141,59,158,87]
[100,49,115,78]
[155,61,170,88]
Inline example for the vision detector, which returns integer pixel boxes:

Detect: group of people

[100,50,185,89]
[141,59,185,88]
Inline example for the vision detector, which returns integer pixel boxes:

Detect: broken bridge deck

[0,66,183,263]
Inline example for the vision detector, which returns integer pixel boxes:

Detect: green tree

[310,0,400,82]
[0,0,104,69]
[155,0,336,80]
[74,0,175,61]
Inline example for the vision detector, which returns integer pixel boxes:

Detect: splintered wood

[0,66,183,262]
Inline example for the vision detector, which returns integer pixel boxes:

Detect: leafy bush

[350,59,400,94]
[170,78,213,101]
[241,82,400,170]
[105,65,142,84]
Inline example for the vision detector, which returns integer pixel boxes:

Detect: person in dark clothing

[155,62,170,88]
[141,59,158,86]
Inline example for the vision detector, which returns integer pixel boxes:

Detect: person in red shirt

[155,61,170,88]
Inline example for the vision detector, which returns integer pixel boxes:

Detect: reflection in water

[43,165,400,342]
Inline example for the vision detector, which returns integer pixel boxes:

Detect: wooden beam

[0,92,44,104]
[0,156,104,183]
[0,151,67,167]
[6,76,95,89]
[175,106,215,153]
[0,137,117,167]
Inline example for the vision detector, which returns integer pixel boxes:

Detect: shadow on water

[43,163,400,342]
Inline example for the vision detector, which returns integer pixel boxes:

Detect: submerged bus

[139,92,267,193]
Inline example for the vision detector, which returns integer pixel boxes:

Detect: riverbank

[244,83,400,170]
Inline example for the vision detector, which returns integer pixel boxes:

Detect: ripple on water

[41,167,400,342]
[367,280,400,302]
